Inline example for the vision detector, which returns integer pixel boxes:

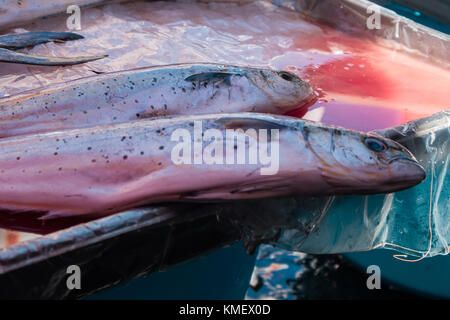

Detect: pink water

[0,0,448,239]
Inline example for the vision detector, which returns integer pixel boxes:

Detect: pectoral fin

[185,72,243,85]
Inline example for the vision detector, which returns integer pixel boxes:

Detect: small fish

[0,1,113,29]
[0,32,85,50]
[0,63,314,138]
[0,31,107,66]
[0,113,425,219]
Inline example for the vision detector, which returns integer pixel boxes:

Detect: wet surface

[246,245,420,299]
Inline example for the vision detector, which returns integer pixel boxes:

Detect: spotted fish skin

[0,113,424,219]
[0,63,313,138]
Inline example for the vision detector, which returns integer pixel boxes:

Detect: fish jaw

[379,158,426,192]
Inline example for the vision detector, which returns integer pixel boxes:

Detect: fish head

[244,69,315,112]
[309,127,426,194]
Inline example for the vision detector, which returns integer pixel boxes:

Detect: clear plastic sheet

[267,110,450,258]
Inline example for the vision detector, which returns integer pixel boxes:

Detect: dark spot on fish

[140,151,144,155]
[136,113,140,117]
[16,157,20,160]
[87,147,92,150]
[121,136,126,141]
[123,155,128,160]
[159,146,164,150]
[54,152,58,156]
[92,159,96,163]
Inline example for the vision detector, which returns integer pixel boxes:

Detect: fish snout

[387,156,426,189]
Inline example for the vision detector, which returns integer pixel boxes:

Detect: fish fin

[184,72,243,85]
[0,48,107,66]
[0,31,84,50]
[38,209,79,220]
[215,114,289,130]
[90,69,105,75]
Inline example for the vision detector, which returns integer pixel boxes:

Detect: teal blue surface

[87,242,256,299]
[344,250,450,298]
[372,0,450,34]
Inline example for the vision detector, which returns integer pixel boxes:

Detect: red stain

[284,95,318,118]
[6,230,20,246]
[302,56,394,100]
[0,210,95,235]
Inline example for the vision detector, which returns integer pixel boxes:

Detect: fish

[0,1,125,29]
[0,32,85,49]
[0,113,425,219]
[0,31,107,66]
[0,63,314,138]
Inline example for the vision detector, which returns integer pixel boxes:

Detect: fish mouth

[387,153,418,164]
[388,157,426,189]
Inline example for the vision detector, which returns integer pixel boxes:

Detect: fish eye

[365,137,387,152]
[279,71,295,82]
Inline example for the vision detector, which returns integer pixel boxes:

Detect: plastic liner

[265,109,449,258]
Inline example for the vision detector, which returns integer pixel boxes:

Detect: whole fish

[0,63,313,138]
[0,32,107,66]
[0,113,425,219]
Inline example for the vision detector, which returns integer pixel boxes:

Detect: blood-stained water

[273,33,448,131]
[0,0,448,239]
